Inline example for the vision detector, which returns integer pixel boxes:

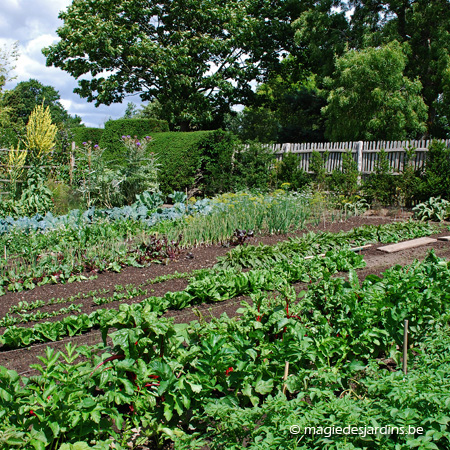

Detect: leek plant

[166,191,316,246]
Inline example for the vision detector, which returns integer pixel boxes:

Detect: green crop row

[1,252,449,449]
[0,249,365,349]
[0,304,82,328]
[8,288,110,314]
[217,220,440,270]
[0,219,440,344]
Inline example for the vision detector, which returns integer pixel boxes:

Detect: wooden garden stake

[282,361,289,395]
[403,319,409,375]
[70,142,75,185]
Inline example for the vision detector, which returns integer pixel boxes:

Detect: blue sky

[0,0,132,127]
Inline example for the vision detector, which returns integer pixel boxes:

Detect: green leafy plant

[397,145,420,207]
[309,150,329,190]
[417,139,450,200]
[168,191,187,204]
[413,196,450,221]
[135,190,164,210]
[75,142,123,208]
[363,148,397,206]
[274,152,310,191]
[232,141,276,191]
[328,150,359,197]
[17,165,54,216]
[118,135,160,205]
[198,130,237,196]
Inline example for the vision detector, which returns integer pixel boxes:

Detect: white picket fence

[269,139,450,175]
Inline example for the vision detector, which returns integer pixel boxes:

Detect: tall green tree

[294,0,450,137]
[226,54,326,143]
[43,0,302,131]
[225,107,280,143]
[122,102,139,119]
[253,67,326,142]
[322,41,428,141]
[227,81,326,143]
[2,79,82,128]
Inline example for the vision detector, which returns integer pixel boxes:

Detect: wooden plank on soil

[437,236,450,241]
[377,237,437,253]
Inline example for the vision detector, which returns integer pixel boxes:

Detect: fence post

[356,141,363,184]
[70,142,75,185]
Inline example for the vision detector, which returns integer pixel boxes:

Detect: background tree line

[37,0,450,142]
[2,1,450,146]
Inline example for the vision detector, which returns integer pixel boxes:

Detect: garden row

[0,206,438,299]
[0,191,340,296]
[1,250,449,449]
[0,248,365,349]
[0,220,439,347]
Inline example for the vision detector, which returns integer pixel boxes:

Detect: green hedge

[100,118,169,163]
[147,130,241,195]
[197,130,239,196]
[72,127,104,148]
[147,131,211,193]
[90,123,241,195]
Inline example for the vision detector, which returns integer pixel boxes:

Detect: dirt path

[1,215,449,375]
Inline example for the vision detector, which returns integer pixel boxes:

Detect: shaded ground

[2,214,450,375]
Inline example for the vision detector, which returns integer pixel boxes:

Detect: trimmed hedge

[100,118,169,163]
[72,127,104,148]
[72,122,239,195]
[197,130,238,196]
[146,130,239,195]
[147,131,211,193]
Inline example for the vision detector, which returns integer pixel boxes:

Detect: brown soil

[2,214,450,375]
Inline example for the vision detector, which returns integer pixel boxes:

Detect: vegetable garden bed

[1,215,450,449]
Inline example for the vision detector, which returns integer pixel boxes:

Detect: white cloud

[0,0,129,127]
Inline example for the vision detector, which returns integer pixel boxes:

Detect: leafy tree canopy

[121,100,163,121]
[1,79,83,128]
[254,67,326,143]
[43,0,302,131]
[227,57,326,143]
[294,0,450,137]
[322,41,428,141]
